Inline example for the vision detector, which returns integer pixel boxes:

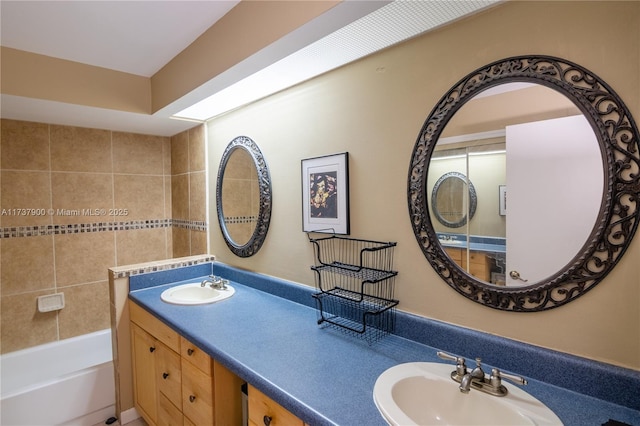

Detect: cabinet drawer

[158,392,183,426]
[157,343,182,409]
[182,359,213,425]
[130,302,180,352]
[180,336,212,375]
[248,385,304,426]
[444,247,462,262]
[468,251,487,265]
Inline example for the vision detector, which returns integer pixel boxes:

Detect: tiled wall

[0,119,207,354]
[170,125,208,257]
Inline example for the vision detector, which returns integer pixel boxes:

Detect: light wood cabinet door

[248,385,304,426]
[157,343,182,410]
[182,358,214,425]
[131,323,158,425]
[214,360,244,426]
[158,392,183,426]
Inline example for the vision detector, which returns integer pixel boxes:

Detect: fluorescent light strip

[174,0,499,121]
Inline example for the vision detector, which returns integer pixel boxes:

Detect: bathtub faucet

[201,275,228,290]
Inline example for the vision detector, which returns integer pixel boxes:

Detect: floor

[93,417,146,426]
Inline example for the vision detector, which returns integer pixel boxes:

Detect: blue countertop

[129,272,640,426]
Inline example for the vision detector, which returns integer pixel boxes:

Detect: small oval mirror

[431,171,477,228]
[216,136,272,257]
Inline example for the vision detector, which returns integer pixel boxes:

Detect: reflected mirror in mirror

[216,136,272,257]
[431,171,477,228]
[408,56,640,311]
[429,83,603,287]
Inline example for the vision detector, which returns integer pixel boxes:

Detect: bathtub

[1,329,116,426]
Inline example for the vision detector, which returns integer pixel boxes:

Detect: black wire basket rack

[307,231,398,344]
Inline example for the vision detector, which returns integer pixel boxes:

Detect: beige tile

[112,132,166,175]
[189,171,206,222]
[188,125,205,172]
[164,176,172,220]
[171,174,189,220]
[50,125,112,173]
[54,232,115,286]
[0,290,58,354]
[162,137,172,176]
[116,228,169,266]
[58,281,111,340]
[190,230,208,255]
[0,119,50,171]
[226,222,253,246]
[221,177,252,217]
[113,175,164,221]
[171,130,189,175]
[226,148,254,179]
[51,172,114,224]
[165,225,173,258]
[1,235,55,296]
[0,170,52,226]
[172,227,190,258]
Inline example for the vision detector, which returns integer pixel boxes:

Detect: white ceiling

[0,1,239,77]
[0,0,499,137]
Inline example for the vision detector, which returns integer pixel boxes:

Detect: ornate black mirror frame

[216,136,272,258]
[431,171,478,228]
[408,55,640,311]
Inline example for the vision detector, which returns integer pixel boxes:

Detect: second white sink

[161,282,235,305]
[374,362,562,425]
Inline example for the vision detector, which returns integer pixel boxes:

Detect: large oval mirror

[216,136,272,257]
[408,56,640,311]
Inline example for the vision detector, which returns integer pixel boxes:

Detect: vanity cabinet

[130,301,243,426]
[444,247,491,282]
[248,384,304,426]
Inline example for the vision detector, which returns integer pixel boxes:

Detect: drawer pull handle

[189,395,196,403]
[162,372,169,379]
[263,415,272,426]
[149,346,156,353]
[187,348,194,356]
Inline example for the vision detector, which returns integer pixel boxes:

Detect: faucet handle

[437,351,467,377]
[490,368,528,388]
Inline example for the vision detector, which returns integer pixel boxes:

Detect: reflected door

[505,115,602,285]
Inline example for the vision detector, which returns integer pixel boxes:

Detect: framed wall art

[301,152,350,234]
[499,185,507,216]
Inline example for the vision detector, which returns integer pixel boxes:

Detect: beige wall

[207,1,640,370]
[0,120,206,354]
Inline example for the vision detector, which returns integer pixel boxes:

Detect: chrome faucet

[201,275,228,290]
[437,351,528,397]
[459,358,486,393]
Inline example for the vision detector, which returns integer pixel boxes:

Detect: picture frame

[301,152,350,234]
[499,185,507,216]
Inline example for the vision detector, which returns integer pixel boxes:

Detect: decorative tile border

[171,218,208,231]
[223,215,258,224]
[0,219,207,239]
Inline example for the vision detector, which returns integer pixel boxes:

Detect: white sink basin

[374,362,562,426]
[161,282,235,305]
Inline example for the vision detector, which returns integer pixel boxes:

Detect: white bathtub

[1,329,116,426]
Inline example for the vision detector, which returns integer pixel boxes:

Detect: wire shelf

[307,232,398,343]
[313,290,398,344]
